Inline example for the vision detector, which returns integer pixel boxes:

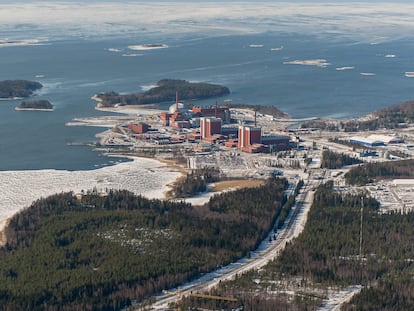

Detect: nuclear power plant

[115,92,294,154]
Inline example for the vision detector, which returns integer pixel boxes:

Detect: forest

[320,149,363,169]
[213,181,414,310]
[345,159,414,185]
[16,99,53,110]
[301,100,414,132]
[0,176,287,310]
[0,80,43,98]
[95,79,230,107]
[169,167,221,198]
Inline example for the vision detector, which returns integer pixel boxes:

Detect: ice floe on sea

[283,59,330,68]
[128,44,168,51]
[105,48,123,53]
[336,66,355,71]
[270,46,283,51]
[3,3,414,43]
[122,53,143,57]
[0,38,48,47]
[0,158,181,233]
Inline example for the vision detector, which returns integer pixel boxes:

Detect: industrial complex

[120,93,292,154]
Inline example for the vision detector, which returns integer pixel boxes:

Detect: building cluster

[125,96,293,153]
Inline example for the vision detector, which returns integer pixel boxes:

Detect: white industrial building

[349,134,404,147]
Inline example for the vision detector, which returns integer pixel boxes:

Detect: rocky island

[16,100,53,111]
[0,80,43,99]
[93,79,230,108]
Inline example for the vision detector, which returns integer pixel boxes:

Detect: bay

[1,32,413,170]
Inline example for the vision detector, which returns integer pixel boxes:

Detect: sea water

[1,30,414,170]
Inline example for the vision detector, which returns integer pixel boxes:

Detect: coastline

[91,94,164,115]
[15,107,54,111]
[0,156,183,246]
[0,97,23,101]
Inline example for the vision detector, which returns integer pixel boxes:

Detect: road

[139,177,317,310]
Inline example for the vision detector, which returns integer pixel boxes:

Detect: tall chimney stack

[254,110,257,127]
[176,91,179,111]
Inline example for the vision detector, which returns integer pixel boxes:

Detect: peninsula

[0,80,43,99]
[15,100,53,111]
[93,79,230,108]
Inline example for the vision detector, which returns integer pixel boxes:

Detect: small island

[15,100,54,111]
[0,80,43,99]
[93,79,230,108]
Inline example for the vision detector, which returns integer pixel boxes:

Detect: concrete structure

[192,105,231,123]
[224,139,238,148]
[128,122,149,134]
[261,135,291,151]
[238,125,261,149]
[200,117,222,139]
[392,179,414,187]
[369,134,404,144]
[350,134,404,147]
[221,127,239,138]
[160,112,170,126]
[241,143,269,153]
[349,136,385,147]
[168,102,185,114]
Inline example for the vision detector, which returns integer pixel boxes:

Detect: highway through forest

[140,177,318,311]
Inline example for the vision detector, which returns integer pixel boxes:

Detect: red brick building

[238,125,261,149]
[192,105,231,123]
[200,117,222,139]
[128,122,149,134]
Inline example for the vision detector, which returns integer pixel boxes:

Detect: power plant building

[261,135,291,151]
[200,117,222,139]
[349,134,404,147]
[192,105,231,123]
[238,125,262,149]
[128,122,149,134]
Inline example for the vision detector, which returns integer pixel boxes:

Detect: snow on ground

[318,285,362,311]
[181,187,216,206]
[0,157,181,236]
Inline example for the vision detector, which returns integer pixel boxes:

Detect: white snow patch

[0,157,181,234]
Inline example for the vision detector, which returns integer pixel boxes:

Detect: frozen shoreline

[0,157,182,244]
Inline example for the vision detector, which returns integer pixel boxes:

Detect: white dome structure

[168,102,185,114]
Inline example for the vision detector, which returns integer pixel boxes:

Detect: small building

[225,139,238,148]
[202,134,223,144]
[172,120,191,129]
[160,112,171,126]
[221,126,239,138]
[241,143,269,153]
[392,179,414,187]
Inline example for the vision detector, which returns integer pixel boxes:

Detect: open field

[211,179,265,192]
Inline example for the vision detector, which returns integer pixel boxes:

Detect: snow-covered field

[0,157,181,236]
